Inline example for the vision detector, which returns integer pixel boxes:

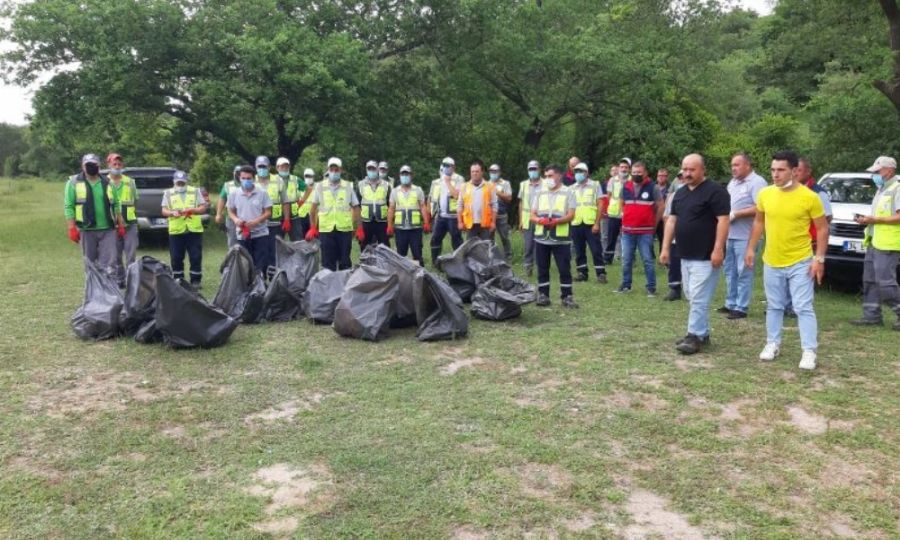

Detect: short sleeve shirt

[670,179,731,260]
[228,187,273,239]
[726,171,768,240]
[534,188,577,246]
[756,185,825,268]
[389,185,425,206]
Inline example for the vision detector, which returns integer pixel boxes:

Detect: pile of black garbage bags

[71,238,534,346]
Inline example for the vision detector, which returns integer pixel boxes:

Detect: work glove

[117,224,127,238]
[538,217,550,227]
[305,226,319,242]
[423,221,431,234]
[241,224,251,240]
[182,209,193,217]
[68,225,81,244]
[386,225,395,237]
[546,218,557,227]
[355,225,366,242]
[281,218,291,233]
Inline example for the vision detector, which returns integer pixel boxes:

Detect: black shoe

[676,334,709,346]
[536,293,551,307]
[613,286,631,294]
[727,310,748,320]
[716,306,731,314]
[646,289,657,298]
[676,334,709,355]
[596,274,608,284]
[784,309,797,319]
[561,296,579,309]
[849,318,883,326]
[574,273,588,282]
[190,281,202,291]
[663,288,681,301]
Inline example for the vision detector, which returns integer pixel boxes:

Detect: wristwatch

[813,256,825,263]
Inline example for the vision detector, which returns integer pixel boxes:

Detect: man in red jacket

[614,161,665,296]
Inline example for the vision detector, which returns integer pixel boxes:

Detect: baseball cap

[489,163,500,172]
[527,160,540,170]
[866,156,897,172]
[81,153,101,165]
[276,157,290,167]
[327,157,342,168]
[173,170,189,184]
[400,165,412,173]
[620,157,632,166]
[106,153,122,164]
[442,157,455,167]
[303,168,315,177]
[378,161,389,169]
[255,156,270,168]
[365,160,378,169]
[574,162,589,172]
[233,165,242,172]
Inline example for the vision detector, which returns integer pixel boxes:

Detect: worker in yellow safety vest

[161,170,208,287]
[604,157,631,263]
[105,152,140,287]
[518,160,544,276]
[530,163,578,309]
[63,153,122,279]
[277,158,314,242]
[387,165,430,266]
[305,157,362,270]
[428,157,465,265]
[358,159,392,249]
[569,162,608,284]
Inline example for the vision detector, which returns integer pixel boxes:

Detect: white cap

[574,162,589,172]
[527,160,540,170]
[365,160,378,168]
[327,157,342,168]
[442,157,455,167]
[276,157,290,166]
[620,157,632,166]
[866,156,897,172]
[303,168,315,177]
[378,161,389,169]
[400,165,412,173]
[489,163,500,172]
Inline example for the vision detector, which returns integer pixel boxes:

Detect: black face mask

[84,163,100,176]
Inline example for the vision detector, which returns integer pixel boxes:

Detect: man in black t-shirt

[660,154,731,355]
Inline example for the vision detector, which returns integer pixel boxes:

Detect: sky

[0,0,775,126]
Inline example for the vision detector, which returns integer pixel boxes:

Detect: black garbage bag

[484,274,536,304]
[120,256,171,335]
[471,285,523,321]
[413,270,468,341]
[302,268,352,324]
[213,246,266,324]
[359,244,420,327]
[333,264,400,341]
[71,259,124,341]
[435,238,512,302]
[133,319,163,344]
[259,269,304,322]
[155,274,238,348]
[275,237,319,294]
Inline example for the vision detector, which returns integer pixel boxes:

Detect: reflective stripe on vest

[461,182,494,229]
[394,189,423,228]
[873,181,900,251]
[520,181,540,225]
[318,181,354,232]
[360,181,389,222]
[534,190,570,240]
[572,181,599,226]
[73,177,114,229]
[167,188,203,235]
[260,179,285,220]
[430,180,458,214]
[622,180,657,234]
[607,179,624,218]
[108,176,137,223]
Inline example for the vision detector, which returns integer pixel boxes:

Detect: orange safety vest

[460,181,495,229]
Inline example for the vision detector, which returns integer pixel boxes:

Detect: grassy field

[0,178,897,539]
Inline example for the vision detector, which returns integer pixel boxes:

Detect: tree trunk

[274,114,315,169]
[524,118,545,149]
[875,0,900,113]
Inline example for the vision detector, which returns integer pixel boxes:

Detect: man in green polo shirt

[64,153,122,279]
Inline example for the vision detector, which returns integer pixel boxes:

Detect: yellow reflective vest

[316,181,355,232]
[534,188,571,240]
[166,187,203,235]
[572,180,599,226]
[359,180,390,222]
[871,180,900,251]
[107,175,138,223]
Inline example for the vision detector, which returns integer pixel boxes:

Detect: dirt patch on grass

[562,511,597,532]
[244,393,326,425]
[623,489,712,540]
[785,405,828,435]
[452,526,489,540]
[819,456,876,488]
[510,365,528,374]
[245,463,333,537]
[512,462,573,500]
[513,396,551,410]
[602,390,669,412]
[440,357,485,376]
[6,456,64,483]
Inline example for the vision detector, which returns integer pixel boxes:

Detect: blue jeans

[724,238,755,312]
[621,233,656,291]
[681,259,721,338]
[763,259,818,351]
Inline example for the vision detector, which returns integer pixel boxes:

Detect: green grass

[0,179,897,539]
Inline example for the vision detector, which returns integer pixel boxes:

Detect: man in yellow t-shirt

[745,150,829,371]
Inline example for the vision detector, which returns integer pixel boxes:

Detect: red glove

[182,209,193,217]
[538,217,550,227]
[423,221,431,234]
[355,225,366,242]
[241,224,251,240]
[546,218,557,227]
[305,226,319,241]
[117,224,127,238]
[68,225,81,244]
[386,225,395,237]
[281,218,291,233]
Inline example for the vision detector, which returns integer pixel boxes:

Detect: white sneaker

[799,350,817,370]
[759,343,780,362]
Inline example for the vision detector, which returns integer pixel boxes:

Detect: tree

[875,0,900,113]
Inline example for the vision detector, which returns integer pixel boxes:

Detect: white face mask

[778,180,794,190]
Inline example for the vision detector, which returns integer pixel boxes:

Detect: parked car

[818,172,900,283]
[101,167,210,235]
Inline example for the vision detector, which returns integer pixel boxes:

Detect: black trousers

[169,232,203,284]
[361,221,389,250]
[239,235,273,277]
[320,231,352,271]
[288,216,311,242]
[395,228,424,267]
[536,242,573,299]
[571,224,606,277]
[430,216,463,264]
[655,221,665,255]
[263,226,280,279]
[604,217,622,263]
[466,224,492,241]
[668,242,682,290]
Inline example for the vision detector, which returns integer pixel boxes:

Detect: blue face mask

[528,170,540,180]
[257,168,269,178]
[400,175,411,185]
[441,166,452,176]
[329,172,341,182]
[367,170,378,180]
[489,173,500,181]
[241,179,254,190]
[575,172,587,183]
[278,170,290,178]
[873,174,885,189]
[110,168,123,176]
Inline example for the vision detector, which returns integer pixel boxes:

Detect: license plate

[842,240,865,253]
[152,218,168,227]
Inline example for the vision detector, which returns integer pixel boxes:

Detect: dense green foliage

[2,0,899,187]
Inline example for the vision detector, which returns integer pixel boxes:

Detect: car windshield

[130,172,176,190]
[819,176,877,204]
